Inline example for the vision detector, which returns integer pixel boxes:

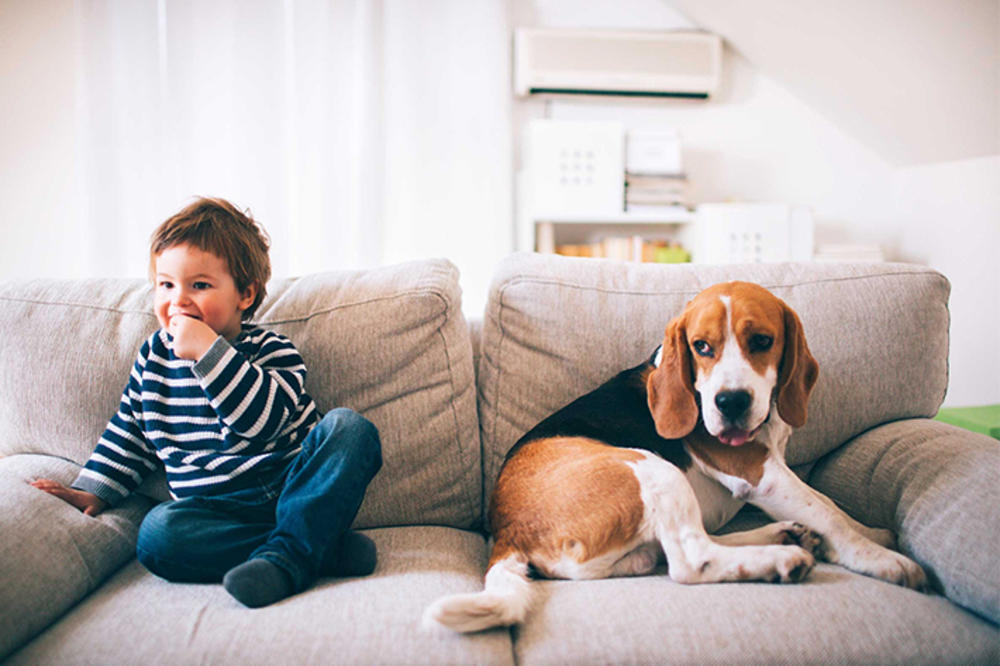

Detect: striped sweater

[72,326,319,504]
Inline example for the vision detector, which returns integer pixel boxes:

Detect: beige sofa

[1,253,997,664]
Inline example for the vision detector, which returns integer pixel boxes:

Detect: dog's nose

[715,390,752,419]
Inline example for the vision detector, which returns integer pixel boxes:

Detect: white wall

[0,0,85,278]
[513,0,999,407]
[0,0,512,317]
[2,0,997,406]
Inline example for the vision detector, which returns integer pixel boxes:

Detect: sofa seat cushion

[0,259,481,529]
[510,507,998,665]
[7,526,512,665]
[0,454,155,659]
[512,566,997,664]
[479,254,950,514]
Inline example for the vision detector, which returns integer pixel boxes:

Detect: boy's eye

[158,281,174,290]
[193,281,212,290]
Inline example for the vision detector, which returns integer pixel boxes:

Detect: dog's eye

[749,334,773,352]
[692,340,714,358]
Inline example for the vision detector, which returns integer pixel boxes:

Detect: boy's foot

[223,558,294,608]
[324,531,378,577]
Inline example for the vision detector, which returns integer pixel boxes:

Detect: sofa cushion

[810,419,1000,624]
[0,259,481,529]
[478,254,950,514]
[7,526,513,665]
[0,454,154,660]
[511,549,997,664]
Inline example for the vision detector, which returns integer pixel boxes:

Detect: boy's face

[153,243,256,341]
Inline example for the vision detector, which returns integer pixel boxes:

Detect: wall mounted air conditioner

[514,28,722,99]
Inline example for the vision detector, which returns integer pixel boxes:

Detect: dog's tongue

[718,429,752,447]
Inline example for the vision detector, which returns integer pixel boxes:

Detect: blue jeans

[136,408,382,592]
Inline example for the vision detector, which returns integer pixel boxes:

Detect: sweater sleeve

[191,331,309,444]
[72,341,160,505]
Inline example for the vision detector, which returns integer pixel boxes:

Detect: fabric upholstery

[0,454,154,659]
[0,260,481,529]
[511,563,998,665]
[3,256,996,665]
[8,526,513,666]
[478,253,950,517]
[810,418,1000,624]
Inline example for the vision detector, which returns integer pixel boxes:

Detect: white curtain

[74,0,511,313]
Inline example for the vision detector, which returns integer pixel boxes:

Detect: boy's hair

[150,197,271,320]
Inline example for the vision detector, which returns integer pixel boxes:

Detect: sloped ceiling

[667,0,1000,166]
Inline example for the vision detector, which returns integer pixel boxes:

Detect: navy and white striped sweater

[72,326,319,504]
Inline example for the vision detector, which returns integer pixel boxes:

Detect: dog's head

[647,281,818,445]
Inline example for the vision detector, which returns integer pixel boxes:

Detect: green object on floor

[934,404,1000,440]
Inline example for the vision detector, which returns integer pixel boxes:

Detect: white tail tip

[423,556,534,633]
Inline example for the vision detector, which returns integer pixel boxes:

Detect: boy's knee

[136,503,195,579]
[319,408,382,468]
[136,504,175,573]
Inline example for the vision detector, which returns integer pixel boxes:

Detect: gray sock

[223,558,295,608]
[323,531,377,577]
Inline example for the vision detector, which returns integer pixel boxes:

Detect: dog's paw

[873,550,927,590]
[775,522,825,558]
[770,546,815,584]
[839,541,927,591]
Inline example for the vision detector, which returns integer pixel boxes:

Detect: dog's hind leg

[712,521,824,556]
[608,542,662,577]
[628,452,815,585]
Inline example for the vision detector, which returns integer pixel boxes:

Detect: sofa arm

[809,418,999,624]
[0,454,154,659]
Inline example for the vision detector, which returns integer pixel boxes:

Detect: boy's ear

[238,283,258,313]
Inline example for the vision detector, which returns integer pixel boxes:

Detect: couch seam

[494,267,946,298]
[0,297,156,317]
[483,281,511,534]
[0,287,447,323]
[256,289,449,325]
[427,289,481,529]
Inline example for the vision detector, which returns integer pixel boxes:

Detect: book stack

[625,129,691,213]
[813,243,884,263]
[555,237,691,263]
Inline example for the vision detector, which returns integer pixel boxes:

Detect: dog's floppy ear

[776,304,819,428]
[647,315,699,439]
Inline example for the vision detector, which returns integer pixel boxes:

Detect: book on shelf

[625,172,691,208]
[555,236,691,264]
[813,244,884,263]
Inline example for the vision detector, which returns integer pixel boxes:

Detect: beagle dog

[425,281,926,633]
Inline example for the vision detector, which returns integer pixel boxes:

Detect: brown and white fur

[425,281,926,633]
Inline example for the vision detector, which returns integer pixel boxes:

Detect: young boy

[31,197,382,607]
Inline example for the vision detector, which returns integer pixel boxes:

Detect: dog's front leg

[746,457,927,590]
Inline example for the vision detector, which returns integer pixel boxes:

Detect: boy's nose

[171,289,193,306]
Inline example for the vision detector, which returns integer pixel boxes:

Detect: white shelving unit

[522,209,695,255]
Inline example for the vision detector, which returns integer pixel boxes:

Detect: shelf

[532,210,694,224]
[528,210,697,255]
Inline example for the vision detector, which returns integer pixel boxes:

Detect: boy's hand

[30,479,108,516]
[168,314,219,361]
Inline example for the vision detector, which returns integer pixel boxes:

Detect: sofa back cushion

[478,254,950,515]
[0,259,481,529]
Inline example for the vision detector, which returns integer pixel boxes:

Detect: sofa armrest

[0,454,154,659]
[809,418,1000,624]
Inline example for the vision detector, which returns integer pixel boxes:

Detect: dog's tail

[423,552,535,633]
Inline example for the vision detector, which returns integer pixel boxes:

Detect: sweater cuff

[71,474,126,507]
[192,335,232,379]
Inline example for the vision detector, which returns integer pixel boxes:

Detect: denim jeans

[135,408,382,592]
